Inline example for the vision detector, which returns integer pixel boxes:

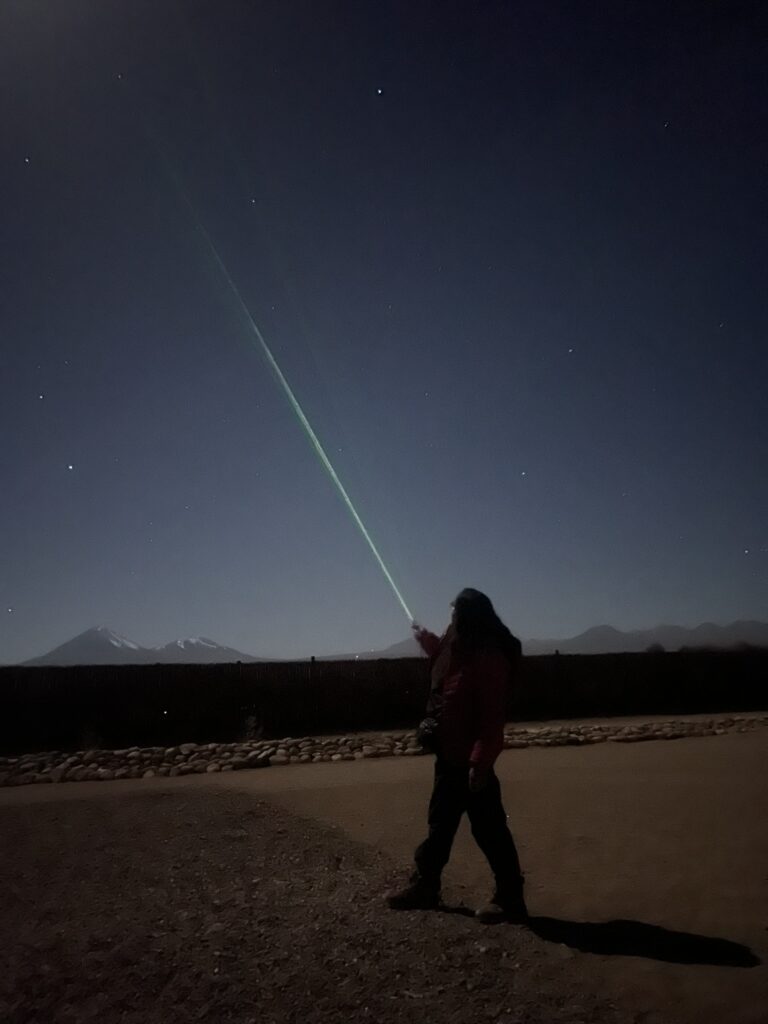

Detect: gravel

[0,788,656,1024]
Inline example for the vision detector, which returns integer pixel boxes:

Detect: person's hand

[469,766,490,792]
[411,621,425,638]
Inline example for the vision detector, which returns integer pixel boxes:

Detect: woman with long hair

[387,588,528,924]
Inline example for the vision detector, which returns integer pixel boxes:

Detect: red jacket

[417,629,511,770]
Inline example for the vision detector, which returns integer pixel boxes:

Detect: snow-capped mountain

[23,627,260,666]
[152,637,260,664]
[19,619,768,666]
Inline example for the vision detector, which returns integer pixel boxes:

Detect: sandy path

[2,725,766,1023]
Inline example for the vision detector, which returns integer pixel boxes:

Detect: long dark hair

[451,588,521,666]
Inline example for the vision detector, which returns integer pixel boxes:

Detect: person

[386,588,528,924]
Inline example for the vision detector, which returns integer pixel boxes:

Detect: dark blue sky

[2,1,766,662]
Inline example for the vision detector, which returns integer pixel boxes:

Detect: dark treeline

[0,650,766,755]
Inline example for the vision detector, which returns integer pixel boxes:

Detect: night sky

[2,1,766,663]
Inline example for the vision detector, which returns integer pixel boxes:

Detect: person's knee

[469,812,508,836]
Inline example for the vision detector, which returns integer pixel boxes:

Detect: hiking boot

[475,890,529,925]
[386,878,440,910]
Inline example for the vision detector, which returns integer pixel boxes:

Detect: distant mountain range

[521,620,768,655]
[16,619,768,666]
[335,619,768,659]
[22,627,262,666]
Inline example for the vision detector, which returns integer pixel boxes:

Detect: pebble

[2,713,766,788]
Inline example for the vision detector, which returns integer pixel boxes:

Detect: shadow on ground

[527,917,761,967]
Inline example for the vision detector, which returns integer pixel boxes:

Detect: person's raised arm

[411,622,442,659]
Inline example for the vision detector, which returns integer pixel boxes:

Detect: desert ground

[1,717,766,1024]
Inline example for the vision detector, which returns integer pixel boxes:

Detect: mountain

[522,619,768,655]
[152,637,261,664]
[316,635,426,661]
[337,620,768,659]
[24,627,260,666]
[20,619,768,666]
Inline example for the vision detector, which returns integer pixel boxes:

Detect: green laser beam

[117,74,414,624]
[189,215,414,623]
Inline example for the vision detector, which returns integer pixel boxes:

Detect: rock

[142,769,156,779]
[330,754,343,762]
[269,754,289,766]
[49,767,66,783]
[179,743,197,755]
[206,763,221,773]
[97,768,114,781]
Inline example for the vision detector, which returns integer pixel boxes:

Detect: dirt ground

[2,721,766,1024]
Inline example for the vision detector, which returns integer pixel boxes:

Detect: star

[520,471,527,477]
[376,88,383,95]
[67,464,74,471]
[568,347,574,354]
[38,394,44,400]
[24,157,30,164]
[6,607,13,614]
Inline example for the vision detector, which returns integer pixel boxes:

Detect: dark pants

[413,757,524,894]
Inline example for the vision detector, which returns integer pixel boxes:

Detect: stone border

[1,713,767,788]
